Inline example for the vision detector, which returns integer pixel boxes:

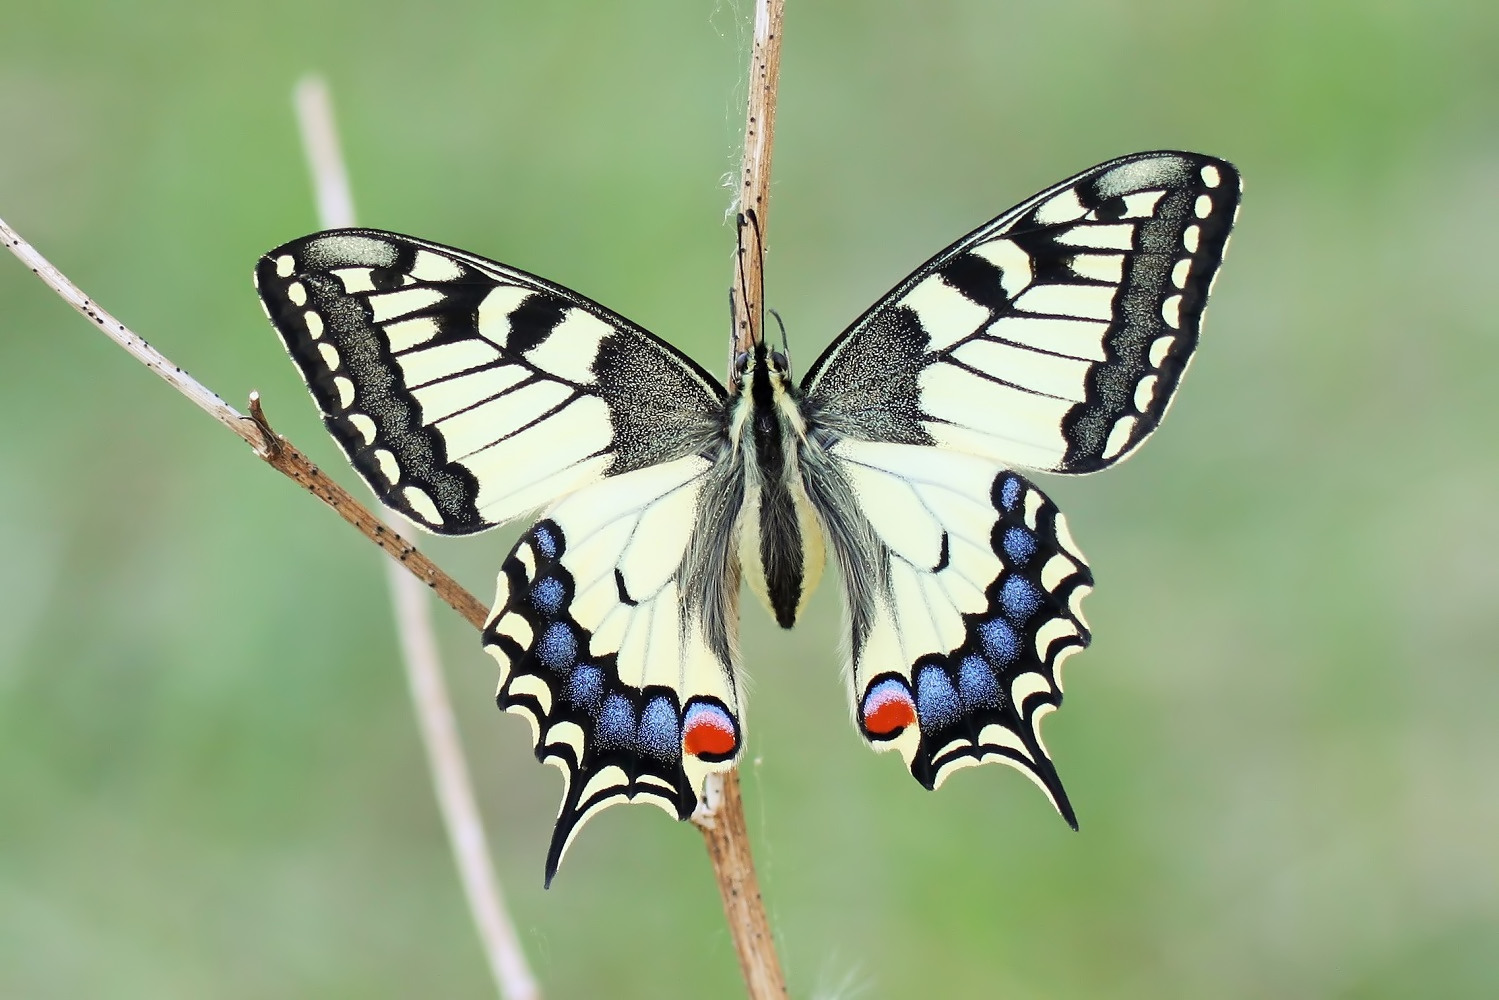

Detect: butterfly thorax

[730,343,827,629]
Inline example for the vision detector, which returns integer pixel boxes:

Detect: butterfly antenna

[727,286,739,377]
[769,307,791,377]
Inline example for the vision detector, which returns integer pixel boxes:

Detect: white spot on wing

[1069,254,1124,284]
[477,286,534,347]
[1040,554,1074,592]
[1023,489,1043,530]
[1056,224,1135,251]
[1183,225,1201,253]
[404,486,442,524]
[349,412,376,443]
[1115,190,1166,218]
[523,308,612,384]
[970,239,1033,297]
[1133,374,1158,412]
[1102,416,1136,459]
[331,267,377,294]
[1034,189,1086,225]
[1014,283,1116,322]
[410,250,465,282]
[369,287,446,323]
[275,254,294,278]
[1010,672,1051,710]
[900,275,988,353]
[1149,335,1174,367]
[286,281,307,306]
[1194,194,1213,219]
[1035,617,1078,658]
[304,310,324,338]
[507,673,553,716]
[318,342,340,370]
[988,316,1109,361]
[1201,163,1222,188]
[1171,258,1192,288]
[1161,295,1183,329]
[384,316,441,354]
[332,375,353,408]
[373,448,401,484]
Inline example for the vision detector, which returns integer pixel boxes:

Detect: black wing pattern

[803,442,1091,814]
[801,151,1238,816]
[802,151,1240,473]
[256,229,745,883]
[254,228,726,533]
[482,454,744,885]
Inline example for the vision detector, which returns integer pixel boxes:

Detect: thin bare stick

[727,0,785,359]
[0,217,489,630]
[294,76,540,1000]
[691,0,791,998]
[294,77,358,230]
[1,217,271,455]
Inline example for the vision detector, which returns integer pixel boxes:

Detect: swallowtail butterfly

[255,151,1240,883]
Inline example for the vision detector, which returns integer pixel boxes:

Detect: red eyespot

[861,681,916,736]
[683,703,738,758]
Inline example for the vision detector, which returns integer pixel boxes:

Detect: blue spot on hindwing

[536,622,577,672]
[596,693,635,749]
[978,617,1019,665]
[1002,526,1037,565]
[997,475,1023,512]
[1001,576,1042,622]
[915,665,961,731]
[531,522,559,560]
[958,655,1001,709]
[567,664,603,712]
[638,696,681,761]
[530,576,565,616]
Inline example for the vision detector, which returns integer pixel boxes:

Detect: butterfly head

[732,342,792,390]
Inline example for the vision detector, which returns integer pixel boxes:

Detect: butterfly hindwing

[482,455,745,884]
[806,440,1091,815]
[254,228,726,534]
[802,151,1240,474]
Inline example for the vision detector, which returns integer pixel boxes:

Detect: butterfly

[255,151,1240,884]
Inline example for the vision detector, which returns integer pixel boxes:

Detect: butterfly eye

[770,349,788,370]
[734,351,750,374]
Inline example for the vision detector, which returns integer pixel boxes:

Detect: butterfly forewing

[254,229,726,534]
[802,151,1241,474]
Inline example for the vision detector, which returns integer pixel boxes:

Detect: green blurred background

[3,1,1496,996]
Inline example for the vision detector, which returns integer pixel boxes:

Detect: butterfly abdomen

[733,345,827,628]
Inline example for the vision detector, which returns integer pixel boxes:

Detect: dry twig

[690,0,791,998]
